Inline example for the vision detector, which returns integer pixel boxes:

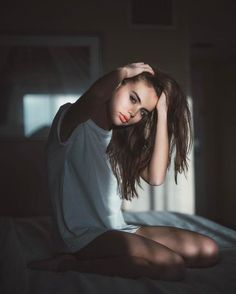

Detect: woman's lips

[122,114,128,121]
[119,113,128,123]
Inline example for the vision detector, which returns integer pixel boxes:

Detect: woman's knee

[200,237,220,265]
[184,236,220,267]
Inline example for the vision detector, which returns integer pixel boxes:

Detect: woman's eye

[141,109,148,117]
[130,96,136,103]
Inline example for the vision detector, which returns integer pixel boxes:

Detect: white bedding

[1,211,236,294]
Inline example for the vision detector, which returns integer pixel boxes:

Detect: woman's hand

[120,62,155,79]
[156,92,168,114]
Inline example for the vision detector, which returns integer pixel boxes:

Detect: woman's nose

[129,111,134,118]
[129,109,139,118]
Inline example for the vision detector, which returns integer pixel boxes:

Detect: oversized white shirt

[46,103,140,253]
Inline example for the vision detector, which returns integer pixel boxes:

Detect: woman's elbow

[149,178,165,186]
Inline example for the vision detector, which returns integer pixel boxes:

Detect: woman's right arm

[60,62,154,142]
[60,67,127,142]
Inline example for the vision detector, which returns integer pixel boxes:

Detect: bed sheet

[1,211,236,294]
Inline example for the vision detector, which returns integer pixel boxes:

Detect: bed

[1,210,236,294]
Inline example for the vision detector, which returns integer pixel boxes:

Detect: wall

[188,0,236,228]
[191,57,236,228]
[0,0,190,87]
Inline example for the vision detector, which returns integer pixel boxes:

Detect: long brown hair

[106,70,193,201]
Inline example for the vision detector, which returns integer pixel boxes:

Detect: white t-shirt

[46,103,140,253]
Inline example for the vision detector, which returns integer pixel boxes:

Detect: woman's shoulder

[47,103,86,147]
[59,93,94,143]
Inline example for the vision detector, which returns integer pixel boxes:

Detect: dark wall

[0,139,51,217]
[189,0,236,228]
[192,58,236,229]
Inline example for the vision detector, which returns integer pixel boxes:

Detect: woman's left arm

[141,92,169,186]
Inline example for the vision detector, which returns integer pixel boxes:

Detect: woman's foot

[27,254,77,272]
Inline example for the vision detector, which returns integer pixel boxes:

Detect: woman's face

[108,80,158,127]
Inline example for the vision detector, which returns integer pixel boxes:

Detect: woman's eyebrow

[132,90,150,113]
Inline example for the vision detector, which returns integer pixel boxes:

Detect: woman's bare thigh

[74,229,182,267]
[135,225,220,267]
[28,229,185,280]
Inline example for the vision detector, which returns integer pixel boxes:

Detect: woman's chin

[112,122,127,129]
[112,117,125,127]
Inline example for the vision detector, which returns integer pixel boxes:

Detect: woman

[28,62,219,280]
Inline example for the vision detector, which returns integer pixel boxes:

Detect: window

[0,35,101,138]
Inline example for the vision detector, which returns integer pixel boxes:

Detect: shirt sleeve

[47,103,74,147]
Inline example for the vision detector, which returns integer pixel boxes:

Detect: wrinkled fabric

[46,103,140,253]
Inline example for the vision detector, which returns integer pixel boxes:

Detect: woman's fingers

[138,63,154,74]
[124,62,155,77]
[143,64,155,74]
[140,64,155,75]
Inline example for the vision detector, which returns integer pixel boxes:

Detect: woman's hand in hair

[156,92,168,114]
[120,62,155,79]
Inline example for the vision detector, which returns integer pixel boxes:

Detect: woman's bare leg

[28,229,186,280]
[135,226,220,267]
[63,255,185,280]
[29,254,185,280]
